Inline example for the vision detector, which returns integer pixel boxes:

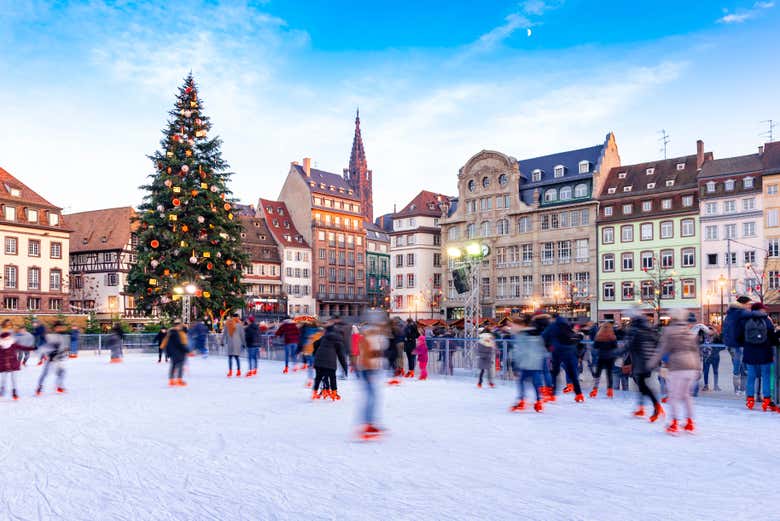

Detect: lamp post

[174,283,198,325]
[718,274,726,325]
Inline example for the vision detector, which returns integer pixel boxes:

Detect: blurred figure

[476,333,496,389]
[403,318,419,378]
[651,308,699,434]
[1,323,36,400]
[190,319,209,358]
[300,321,323,388]
[350,324,361,375]
[625,311,663,422]
[244,316,260,377]
[32,319,47,366]
[275,318,300,374]
[414,327,429,380]
[723,295,753,395]
[155,327,168,363]
[387,319,405,384]
[356,310,389,440]
[312,317,346,400]
[509,316,545,412]
[743,302,776,411]
[542,314,584,402]
[69,326,80,359]
[107,323,124,363]
[589,322,618,398]
[35,321,69,395]
[162,319,189,386]
[223,313,245,377]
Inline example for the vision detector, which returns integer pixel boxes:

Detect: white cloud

[718,1,774,23]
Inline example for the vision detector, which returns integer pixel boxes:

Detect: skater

[357,310,389,439]
[189,319,209,358]
[275,318,300,374]
[106,323,124,363]
[403,318,419,378]
[387,318,405,384]
[0,327,36,400]
[476,333,496,388]
[155,327,168,363]
[300,321,323,388]
[223,313,245,377]
[509,316,546,412]
[650,308,699,434]
[722,295,754,394]
[414,328,429,380]
[32,319,47,366]
[35,321,69,395]
[542,314,584,402]
[69,326,80,358]
[742,302,777,411]
[312,317,346,400]
[244,316,260,377]
[161,319,189,386]
[589,322,618,398]
[700,343,722,392]
[350,324,361,375]
[625,311,663,422]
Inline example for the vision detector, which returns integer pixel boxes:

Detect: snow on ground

[1,353,777,521]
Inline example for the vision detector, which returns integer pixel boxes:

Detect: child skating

[414,328,429,380]
[0,327,37,400]
[476,333,496,389]
[35,321,69,395]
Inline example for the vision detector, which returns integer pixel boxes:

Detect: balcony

[316,292,366,302]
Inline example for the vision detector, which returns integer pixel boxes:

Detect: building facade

[758,142,780,319]
[440,133,620,320]
[65,207,139,323]
[0,167,70,315]
[259,199,315,317]
[597,142,710,322]
[390,191,449,319]
[239,215,284,318]
[365,223,390,310]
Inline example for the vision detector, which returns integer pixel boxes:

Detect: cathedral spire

[345,108,373,222]
[349,107,367,175]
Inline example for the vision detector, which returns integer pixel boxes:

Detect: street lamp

[718,274,727,325]
[174,283,199,324]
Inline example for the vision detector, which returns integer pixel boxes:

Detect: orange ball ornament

[181,225,189,232]
[223,203,231,211]
[150,240,160,248]
[172,198,181,207]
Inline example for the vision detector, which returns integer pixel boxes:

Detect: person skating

[356,310,389,439]
[476,333,497,388]
[742,302,777,411]
[625,311,663,422]
[161,319,189,386]
[35,321,68,395]
[722,295,754,395]
[155,327,168,363]
[69,326,80,359]
[542,314,585,402]
[189,320,209,358]
[312,318,346,400]
[387,319,405,384]
[414,328,429,380]
[403,318,419,378]
[244,316,261,377]
[509,316,546,412]
[589,322,618,398]
[275,318,300,374]
[350,324,361,375]
[32,319,47,366]
[106,323,124,363]
[223,313,245,377]
[0,324,37,400]
[300,321,323,388]
[650,308,699,434]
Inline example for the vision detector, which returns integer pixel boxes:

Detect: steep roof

[292,164,360,201]
[763,141,780,174]
[395,190,451,218]
[374,213,394,232]
[239,215,282,263]
[599,153,710,200]
[64,207,137,253]
[699,154,763,178]
[517,143,605,185]
[365,222,390,243]
[0,166,60,209]
[258,198,310,249]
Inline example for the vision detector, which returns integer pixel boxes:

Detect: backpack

[744,317,768,345]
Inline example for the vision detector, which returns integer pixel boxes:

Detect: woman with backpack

[742,302,777,411]
[589,322,619,398]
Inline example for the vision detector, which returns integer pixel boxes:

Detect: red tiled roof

[0,166,60,209]
[239,215,282,264]
[395,190,451,217]
[64,207,138,253]
[292,165,361,201]
[258,198,310,249]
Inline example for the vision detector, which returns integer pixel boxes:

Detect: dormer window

[706,181,716,193]
[319,183,326,189]
[329,185,336,191]
[266,206,273,213]
[26,209,38,223]
[9,188,20,197]
[725,180,735,191]
[666,180,675,187]
[543,189,557,202]
[559,186,572,200]
[676,163,685,171]
[744,177,754,188]
[553,165,565,178]
[4,206,16,221]
[607,187,616,194]
[646,168,655,175]
[48,213,59,226]
[647,183,656,189]
[531,169,542,182]
[618,172,627,179]
[623,186,633,192]
[578,161,590,174]
[574,184,588,198]
[338,188,344,193]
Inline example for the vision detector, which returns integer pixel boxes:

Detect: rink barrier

[75,334,777,401]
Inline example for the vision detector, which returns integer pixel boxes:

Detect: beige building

[440,134,620,319]
[0,167,70,315]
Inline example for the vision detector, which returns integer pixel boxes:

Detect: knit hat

[737,295,751,304]
[478,333,496,348]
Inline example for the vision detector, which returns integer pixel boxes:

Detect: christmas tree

[127,74,248,321]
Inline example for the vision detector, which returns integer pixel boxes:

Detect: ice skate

[563,384,574,394]
[321,389,331,399]
[12,389,18,401]
[358,424,382,441]
[574,394,585,403]
[510,400,526,412]
[702,385,710,392]
[418,375,427,381]
[714,386,722,392]
[56,387,66,394]
[606,388,614,398]
[330,391,341,401]
[311,390,320,400]
[533,400,543,413]
[665,419,679,435]
[283,366,289,374]
[661,396,668,403]
[35,386,42,396]
[649,404,664,423]
[762,397,776,412]
[387,378,401,386]
[488,382,495,388]
[169,379,177,387]
[476,383,482,389]
[589,387,598,398]
[684,418,695,433]
[633,406,645,417]
[236,369,241,377]
[176,379,187,387]
[746,396,755,409]
[405,370,414,378]
[227,370,233,378]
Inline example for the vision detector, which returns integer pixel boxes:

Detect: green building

[365,223,391,310]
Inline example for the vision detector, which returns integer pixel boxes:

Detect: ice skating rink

[2,353,776,521]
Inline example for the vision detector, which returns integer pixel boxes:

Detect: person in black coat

[742,303,777,410]
[155,327,168,363]
[625,313,662,421]
[403,318,420,378]
[244,317,261,377]
[160,320,190,386]
[313,319,346,400]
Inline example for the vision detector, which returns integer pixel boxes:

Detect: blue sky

[1,0,779,216]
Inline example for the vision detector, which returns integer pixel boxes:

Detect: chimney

[759,145,765,154]
[696,140,704,170]
[303,157,311,177]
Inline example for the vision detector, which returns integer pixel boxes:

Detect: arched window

[498,174,508,187]
[482,176,490,189]
[544,189,557,202]
[532,169,542,182]
[559,186,572,200]
[496,219,509,235]
[574,183,588,198]
[466,223,476,239]
[480,221,491,237]
[448,226,460,241]
[467,179,476,192]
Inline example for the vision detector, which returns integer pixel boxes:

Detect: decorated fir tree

[127,74,248,321]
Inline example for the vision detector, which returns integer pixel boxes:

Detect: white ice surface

[1,353,777,521]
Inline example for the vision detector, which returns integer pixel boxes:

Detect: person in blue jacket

[742,302,777,411]
[722,295,755,394]
[542,314,584,402]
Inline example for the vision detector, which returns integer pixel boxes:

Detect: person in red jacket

[275,319,301,374]
[0,328,37,400]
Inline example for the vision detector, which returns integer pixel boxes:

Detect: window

[681,218,695,237]
[405,253,415,267]
[522,276,533,297]
[682,279,696,298]
[466,223,476,239]
[433,253,441,267]
[641,251,654,270]
[603,254,615,272]
[542,242,554,264]
[406,274,415,288]
[4,237,17,255]
[661,249,674,269]
[558,241,571,263]
[517,216,531,233]
[603,206,613,217]
[496,219,509,235]
[602,227,614,244]
[27,267,40,290]
[706,253,718,266]
[482,176,490,189]
[705,225,718,240]
[467,179,475,192]
[622,281,635,300]
[744,250,756,264]
[544,189,557,202]
[666,180,675,187]
[682,248,695,267]
[618,172,627,179]
[647,183,656,190]
[480,221,491,237]
[768,185,778,195]
[622,252,634,271]
[724,200,736,213]
[640,223,653,241]
[448,226,460,240]
[769,209,780,227]
[575,240,589,262]
[622,204,633,215]
[27,297,40,311]
[554,165,565,178]
[724,224,736,239]
[642,201,652,212]
[725,179,735,191]
[744,177,754,188]
[661,199,672,210]
[770,239,780,257]
[646,168,655,175]
[743,222,756,237]
[49,213,59,226]
[27,209,38,223]
[4,266,17,289]
[603,282,615,301]
[661,281,675,299]
[27,239,40,257]
[49,299,62,311]
[395,274,403,288]
[621,225,634,242]
[704,202,717,215]
[574,184,588,198]
[541,274,555,297]
[623,186,633,192]
[607,187,617,194]
[559,186,572,200]
[4,206,16,221]
[466,200,476,214]
[106,273,119,286]
[532,170,542,182]
[640,281,654,300]
[658,221,672,239]
[395,255,403,268]
[706,181,716,193]
[50,242,62,259]
[579,161,590,174]
[743,198,756,211]
[3,297,18,310]
[498,174,508,187]
[521,244,533,263]
[682,195,693,207]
